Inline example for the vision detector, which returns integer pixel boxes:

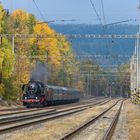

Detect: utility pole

[0,37,2,83]
[86,72,89,96]
[0,11,2,83]
[89,71,92,96]
[12,36,15,54]
[136,1,140,104]
[136,1,140,93]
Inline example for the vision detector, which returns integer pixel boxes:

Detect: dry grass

[126,101,140,140]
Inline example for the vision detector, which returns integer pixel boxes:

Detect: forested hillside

[51,24,137,65]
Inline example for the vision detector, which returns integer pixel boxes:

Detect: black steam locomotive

[22,81,81,107]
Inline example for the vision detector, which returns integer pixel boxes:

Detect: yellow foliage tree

[0,7,83,100]
[9,10,31,34]
[0,38,15,97]
[5,10,33,94]
[56,35,80,87]
[30,24,61,65]
[0,4,5,33]
[1,39,15,78]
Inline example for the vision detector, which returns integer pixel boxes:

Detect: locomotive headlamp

[25,97,27,99]
[36,97,38,99]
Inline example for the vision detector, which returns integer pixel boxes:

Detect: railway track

[0,99,109,122]
[60,100,123,140]
[0,97,107,117]
[0,107,26,112]
[102,101,123,140]
[0,98,110,134]
[0,96,106,112]
[0,108,49,117]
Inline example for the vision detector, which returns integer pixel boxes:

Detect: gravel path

[126,100,140,140]
[111,99,140,140]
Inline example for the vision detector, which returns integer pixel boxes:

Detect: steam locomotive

[22,81,81,107]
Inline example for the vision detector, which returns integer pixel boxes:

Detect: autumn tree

[0,4,15,100]
[0,38,15,99]
[0,6,83,101]
[56,36,78,87]
[6,10,36,90]
[116,64,130,97]
[78,60,108,96]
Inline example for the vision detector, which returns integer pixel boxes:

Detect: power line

[89,0,103,25]
[105,19,135,27]
[37,19,76,24]
[32,0,46,21]
[101,0,106,25]
[77,55,131,58]
[0,34,137,38]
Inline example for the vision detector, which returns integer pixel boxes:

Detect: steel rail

[0,107,26,112]
[0,96,104,112]
[0,108,49,117]
[0,106,92,134]
[0,97,107,117]
[60,100,121,140]
[0,99,109,125]
[0,99,110,134]
[102,100,124,140]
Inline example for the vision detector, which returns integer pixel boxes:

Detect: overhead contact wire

[101,0,106,26]
[32,0,46,21]
[89,0,103,25]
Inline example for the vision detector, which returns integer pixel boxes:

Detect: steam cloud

[30,62,49,84]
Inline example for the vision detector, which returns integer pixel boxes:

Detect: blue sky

[1,0,139,24]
